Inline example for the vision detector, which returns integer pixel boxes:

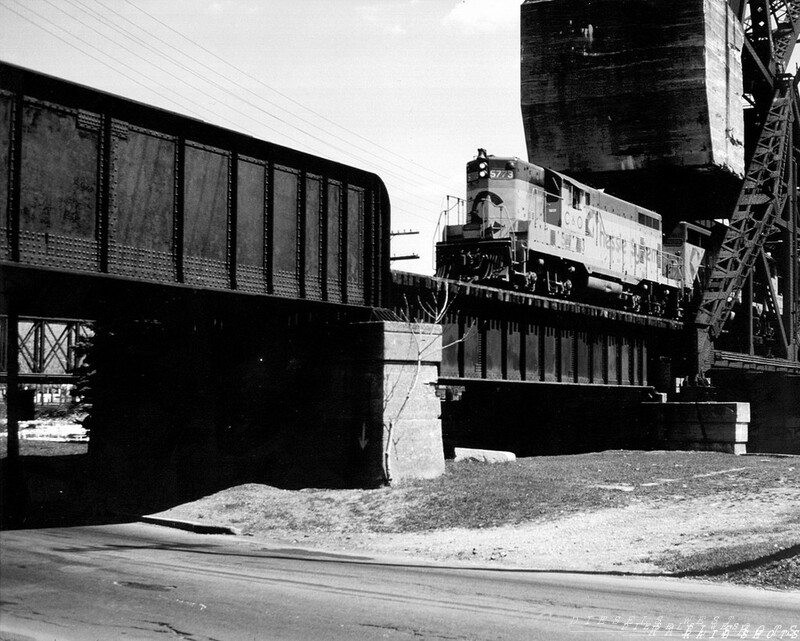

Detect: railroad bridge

[2,1,800,520]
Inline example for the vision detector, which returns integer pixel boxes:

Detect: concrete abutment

[641,401,750,455]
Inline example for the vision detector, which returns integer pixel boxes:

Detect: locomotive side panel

[582,208,612,273]
[516,168,664,287]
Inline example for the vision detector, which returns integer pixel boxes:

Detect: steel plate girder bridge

[2,0,800,479]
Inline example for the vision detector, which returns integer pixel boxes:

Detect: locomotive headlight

[467,160,489,183]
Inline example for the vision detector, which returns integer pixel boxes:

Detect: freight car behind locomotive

[436,150,708,318]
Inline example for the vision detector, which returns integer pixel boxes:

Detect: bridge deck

[391,272,684,330]
[392,271,685,387]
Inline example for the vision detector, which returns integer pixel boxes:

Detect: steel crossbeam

[768,0,800,67]
[0,317,91,380]
[695,81,793,337]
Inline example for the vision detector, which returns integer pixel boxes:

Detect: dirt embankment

[154,451,800,590]
[3,431,797,589]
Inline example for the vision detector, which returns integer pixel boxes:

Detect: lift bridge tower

[521,0,800,379]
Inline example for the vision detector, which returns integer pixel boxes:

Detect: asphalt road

[0,523,797,640]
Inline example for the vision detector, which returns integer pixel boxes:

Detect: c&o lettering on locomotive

[563,209,584,232]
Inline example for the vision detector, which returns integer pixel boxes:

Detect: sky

[0,0,528,274]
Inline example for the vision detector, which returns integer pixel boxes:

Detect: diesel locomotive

[435,149,709,318]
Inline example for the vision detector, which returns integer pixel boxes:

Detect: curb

[138,515,241,536]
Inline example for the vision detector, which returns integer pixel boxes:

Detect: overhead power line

[0,0,460,225]
[0,0,209,123]
[68,0,456,218]
[120,0,459,189]
[1,0,240,128]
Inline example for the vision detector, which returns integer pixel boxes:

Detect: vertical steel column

[97,112,112,273]
[266,162,275,295]
[320,177,328,301]
[3,296,25,526]
[229,152,238,290]
[745,272,755,354]
[749,0,775,73]
[5,302,19,459]
[8,81,22,263]
[174,137,185,284]
[341,180,349,304]
[364,188,375,307]
[784,151,797,360]
[793,157,799,358]
[457,313,466,379]
[298,170,307,299]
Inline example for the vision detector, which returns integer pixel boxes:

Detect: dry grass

[162,450,799,536]
[395,451,795,531]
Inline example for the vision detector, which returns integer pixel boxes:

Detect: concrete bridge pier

[330,321,445,485]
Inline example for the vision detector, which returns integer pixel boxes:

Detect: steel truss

[0,317,92,382]
[695,0,800,374]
